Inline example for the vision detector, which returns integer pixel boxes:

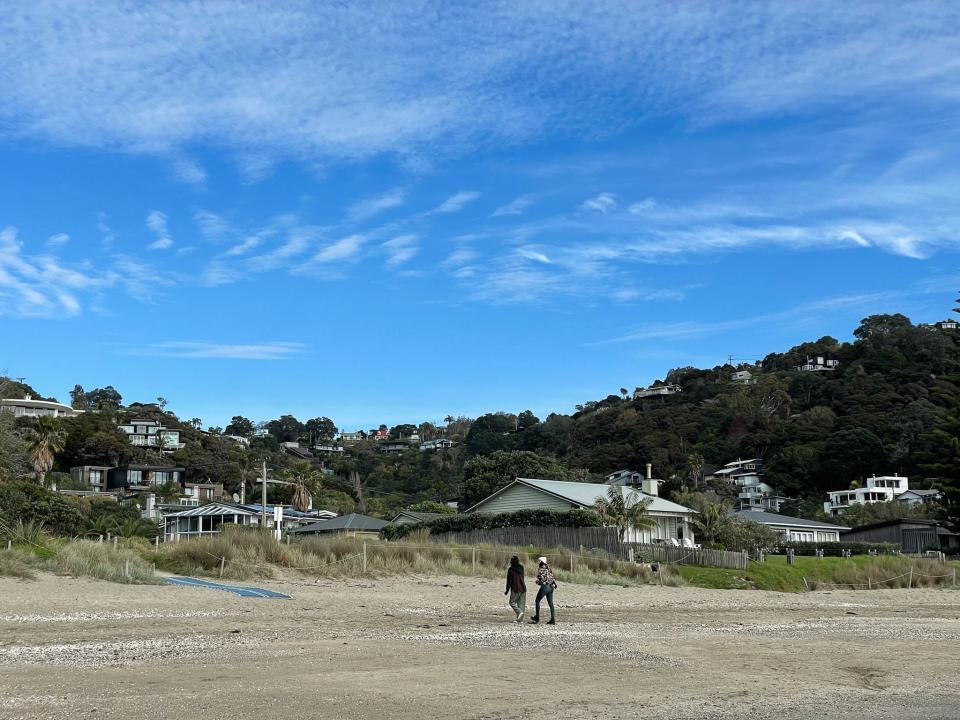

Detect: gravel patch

[694,618,960,641]
[0,634,243,668]
[0,609,228,624]
[395,623,677,664]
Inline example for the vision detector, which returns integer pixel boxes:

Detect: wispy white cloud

[172,157,206,185]
[2,3,956,177]
[492,194,536,217]
[581,193,617,214]
[428,191,480,215]
[348,188,406,222]
[0,227,104,317]
[310,234,366,264]
[193,210,231,242]
[382,234,418,267]
[46,233,70,248]
[146,210,172,250]
[441,248,478,268]
[131,341,307,360]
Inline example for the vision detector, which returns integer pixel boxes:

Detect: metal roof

[471,478,696,515]
[391,511,447,522]
[289,513,388,533]
[164,502,258,518]
[732,509,848,531]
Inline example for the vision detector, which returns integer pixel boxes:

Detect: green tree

[461,450,579,509]
[691,501,733,547]
[225,416,256,437]
[24,416,66,484]
[265,415,305,443]
[84,386,123,411]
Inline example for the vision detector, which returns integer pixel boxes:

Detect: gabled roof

[470,478,695,515]
[898,489,941,497]
[391,511,447,522]
[732,509,847,531]
[289,513,388,533]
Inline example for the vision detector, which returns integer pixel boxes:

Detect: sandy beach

[1,574,959,719]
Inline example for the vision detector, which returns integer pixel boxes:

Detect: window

[128,470,143,483]
[89,470,102,484]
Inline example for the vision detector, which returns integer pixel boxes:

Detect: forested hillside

[2,311,958,529]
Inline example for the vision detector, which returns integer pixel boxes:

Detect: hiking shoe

[529,617,539,624]
[516,613,524,623]
[546,619,556,625]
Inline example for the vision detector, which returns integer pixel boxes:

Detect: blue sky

[1,2,959,430]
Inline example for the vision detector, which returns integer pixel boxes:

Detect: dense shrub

[776,540,899,556]
[0,481,84,536]
[381,508,601,540]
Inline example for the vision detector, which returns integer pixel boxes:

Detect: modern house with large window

[106,464,185,491]
[117,419,184,450]
[708,459,785,511]
[633,383,682,399]
[1,395,83,419]
[794,354,840,372]
[69,465,111,492]
[824,474,909,516]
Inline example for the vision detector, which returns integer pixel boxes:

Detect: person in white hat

[530,556,557,624]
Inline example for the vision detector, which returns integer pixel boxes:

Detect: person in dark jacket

[504,555,527,623]
[530,556,557,624]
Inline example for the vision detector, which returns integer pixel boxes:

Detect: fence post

[628,548,635,564]
[363,542,367,574]
[155,535,159,548]
[219,555,226,578]
[953,567,957,588]
[472,547,477,575]
[113,536,118,547]
[868,577,871,590]
[908,567,913,589]
[124,560,130,579]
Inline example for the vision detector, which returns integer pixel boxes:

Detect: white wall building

[824,474,909,515]
[1,395,83,419]
[118,419,185,450]
[634,383,682,399]
[795,354,840,372]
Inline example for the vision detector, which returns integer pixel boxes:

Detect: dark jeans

[535,584,555,620]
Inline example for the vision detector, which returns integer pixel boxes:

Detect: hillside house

[420,438,455,451]
[896,488,943,506]
[794,354,840,372]
[467,477,697,544]
[731,370,756,384]
[633,383,682,399]
[0,394,83,419]
[824,474,909,516]
[289,513,388,536]
[106,465,185,492]
[118,419,184,450]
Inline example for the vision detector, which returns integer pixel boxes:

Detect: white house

[731,370,756,385]
[467,477,697,544]
[794,354,840,372]
[1,395,83,419]
[420,438,455,452]
[118,419,185,450]
[633,383,682,400]
[732,510,847,543]
[896,488,942,506]
[824,474,909,515]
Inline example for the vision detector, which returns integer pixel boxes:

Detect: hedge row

[776,540,900,556]
[381,508,601,540]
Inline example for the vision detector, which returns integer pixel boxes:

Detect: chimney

[144,493,156,517]
[642,464,658,497]
[646,463,652,480]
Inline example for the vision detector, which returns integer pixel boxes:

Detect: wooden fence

[628,543,749,570]
[430,526,749,570]
[431,526,622,555]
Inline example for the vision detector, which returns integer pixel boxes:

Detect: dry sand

[1,573,959,719]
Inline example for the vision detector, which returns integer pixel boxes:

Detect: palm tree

[286,460,318,512]
[24,416,66,485]
[593,485,655,541]
[691,502,732,546]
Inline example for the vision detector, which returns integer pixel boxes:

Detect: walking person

[530,556,557,625]
[504,555,527,623]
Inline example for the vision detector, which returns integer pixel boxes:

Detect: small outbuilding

[842,518,959,554]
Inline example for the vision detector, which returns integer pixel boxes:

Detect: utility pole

[261,459,268,530]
